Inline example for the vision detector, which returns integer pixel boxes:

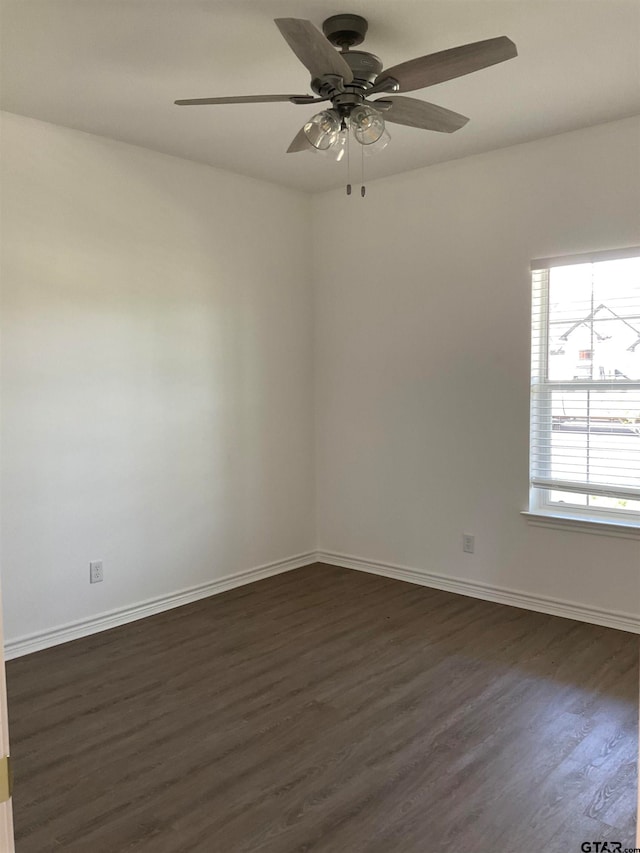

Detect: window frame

[528,246,640,529]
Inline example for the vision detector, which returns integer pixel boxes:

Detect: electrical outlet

[462,534,475,554]
[89,560,104,584]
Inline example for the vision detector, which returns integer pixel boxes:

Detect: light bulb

[350,105,385,145]
[304,110,341,150]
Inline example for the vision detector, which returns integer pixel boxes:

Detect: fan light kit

[175,14,518,196]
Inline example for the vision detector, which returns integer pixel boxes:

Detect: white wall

[1,113,315,645]
[313,117,640,620]
[2,112,639,651]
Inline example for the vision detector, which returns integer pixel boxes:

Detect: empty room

[0,1,639,851]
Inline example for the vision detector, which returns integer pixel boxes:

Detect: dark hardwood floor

[6,563,638,852]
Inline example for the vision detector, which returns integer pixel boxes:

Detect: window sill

[521,511,640,540]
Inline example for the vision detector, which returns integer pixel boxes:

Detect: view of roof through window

[548,258,640,382]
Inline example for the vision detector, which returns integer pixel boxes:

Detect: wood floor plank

[6,563,638,852]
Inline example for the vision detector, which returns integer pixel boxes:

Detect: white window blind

[530,247,640,521]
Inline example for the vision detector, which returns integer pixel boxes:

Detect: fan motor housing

[311,47,383,102]
[342,50,383,86]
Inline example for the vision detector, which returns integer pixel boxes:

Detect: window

[529,246,640,526]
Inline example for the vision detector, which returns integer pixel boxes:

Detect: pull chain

[344,127,366,198]
[346,126,352,195]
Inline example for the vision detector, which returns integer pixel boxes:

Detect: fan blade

[175,94,316,106]
[275,18,353,83]
[374,96,469,132]
[287,126,312,153]
[374,36,517,93]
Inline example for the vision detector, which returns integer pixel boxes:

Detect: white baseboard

[7,548,638,659]
[5,552,316,660]
[317,550,640,635]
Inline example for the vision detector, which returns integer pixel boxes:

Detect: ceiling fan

[175,14,517,170]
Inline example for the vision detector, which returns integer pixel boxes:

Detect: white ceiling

[1,0,639,193]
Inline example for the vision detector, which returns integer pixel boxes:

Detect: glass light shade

[350,105,385,145]
[319,129,348,162]
[304,110,341,150]
[362,127,391,157]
